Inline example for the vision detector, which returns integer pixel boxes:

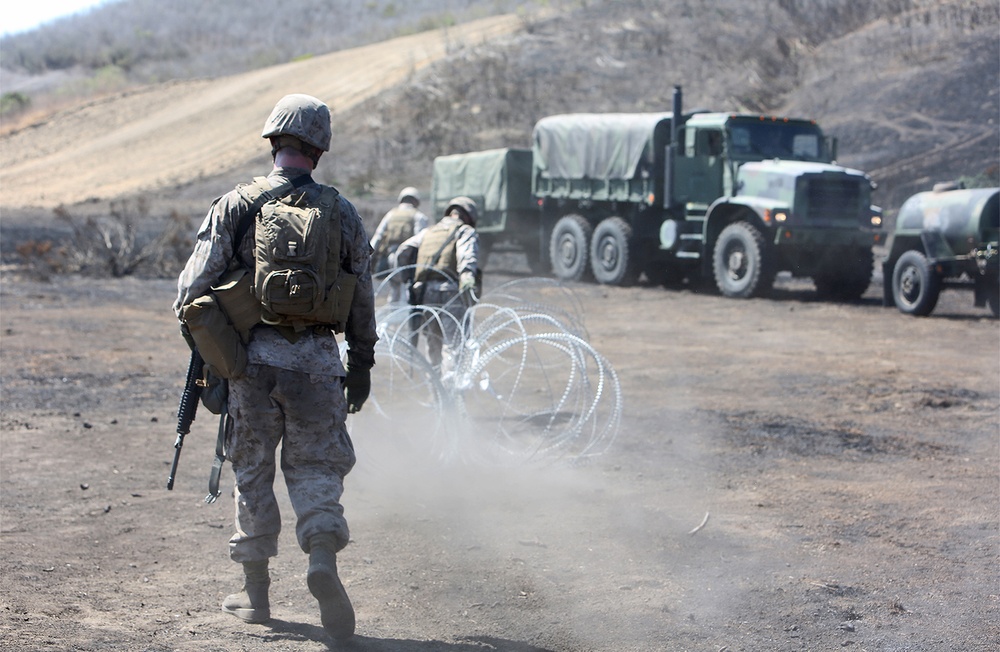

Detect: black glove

[344,366,371,414]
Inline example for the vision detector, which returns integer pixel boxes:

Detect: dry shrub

[49,200,193,278]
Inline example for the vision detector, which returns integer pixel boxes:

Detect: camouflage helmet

[261,94,331,152]
[398,186,421,205]
[446,196,479,226]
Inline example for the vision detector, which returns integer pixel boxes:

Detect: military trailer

[431,87,883,298]
[882,183,999,317]
[430,147,546,273]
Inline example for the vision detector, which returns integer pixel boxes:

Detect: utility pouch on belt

[181,295,246,379]
[212,268,261,341]
[181,269,259,379]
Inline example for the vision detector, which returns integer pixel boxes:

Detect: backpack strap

[431,224,462,267]
[233,173,314,250]
[318,184,343,275]
[416,223,463,283]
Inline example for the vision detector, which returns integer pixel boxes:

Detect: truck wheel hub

[899,266,920,300]
[599,240,617,267]
[727,250,747,279]
[559,238,578,264]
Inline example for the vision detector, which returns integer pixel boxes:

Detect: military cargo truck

[431,87,883,298]
[882,183,999,317]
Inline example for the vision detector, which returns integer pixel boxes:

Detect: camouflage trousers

[415,287,468,373]
[226,364,356,562]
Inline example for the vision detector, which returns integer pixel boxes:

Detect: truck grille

[804,176,862,224]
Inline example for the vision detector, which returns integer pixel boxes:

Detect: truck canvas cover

[431,147,534,232]
[532,112,673,180]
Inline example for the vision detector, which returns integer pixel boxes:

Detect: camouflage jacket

[173,167,377,375]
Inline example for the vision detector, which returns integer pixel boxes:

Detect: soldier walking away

[172,93,377,643]
[395,196,480,373]
[369,186,429,303]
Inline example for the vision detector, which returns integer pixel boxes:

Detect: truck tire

[549,214,592,282]
[712,221,773,298]
[590,217,640,286]
[892,250,941,316]
[813,248,874,301]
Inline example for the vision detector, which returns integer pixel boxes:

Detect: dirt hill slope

[0,14,521,211]
[0,1,996,227]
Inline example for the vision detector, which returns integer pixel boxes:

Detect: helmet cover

[445,196,479,226]
[261,94,331,152]
[398,186,421,204]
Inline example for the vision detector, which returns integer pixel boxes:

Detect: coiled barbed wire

[348,265,622,465]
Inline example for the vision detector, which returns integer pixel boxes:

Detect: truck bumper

[772,227,883,248]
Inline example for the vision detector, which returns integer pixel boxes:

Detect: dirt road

[0,14,522,211]
[1,267,997,651]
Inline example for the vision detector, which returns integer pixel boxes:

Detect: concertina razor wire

[344,265,623,466]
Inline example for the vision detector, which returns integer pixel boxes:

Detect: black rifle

[167,349,204,490]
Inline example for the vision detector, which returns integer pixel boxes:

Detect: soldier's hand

[344,366,371,414]
[459,273,476,294]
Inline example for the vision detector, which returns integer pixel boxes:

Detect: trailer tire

[590,217,640,286]
[549,214,592,282]
[892,250,940,316]
[712,221,773,298]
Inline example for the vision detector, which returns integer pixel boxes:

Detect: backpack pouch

[259,268,322,320]
[255,201,329,322]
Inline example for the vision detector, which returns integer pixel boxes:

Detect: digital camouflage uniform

[173,167,377,561]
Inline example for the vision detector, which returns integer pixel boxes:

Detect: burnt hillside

[333,0,999,216]
[1,0,997,228]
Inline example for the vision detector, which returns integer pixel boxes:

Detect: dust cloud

[340,395,754,647]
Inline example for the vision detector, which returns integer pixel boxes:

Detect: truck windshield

[728,121,825,161]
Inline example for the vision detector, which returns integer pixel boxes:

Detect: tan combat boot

[307,533,355,641]
[221,559,270,623]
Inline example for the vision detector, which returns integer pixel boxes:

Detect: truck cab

[673,113,833,205]
[661,113,881,298]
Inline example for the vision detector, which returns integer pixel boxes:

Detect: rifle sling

[205,407,228,504]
